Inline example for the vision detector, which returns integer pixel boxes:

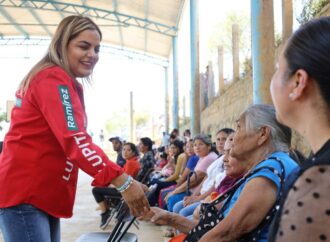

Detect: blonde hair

[19,15,102,95]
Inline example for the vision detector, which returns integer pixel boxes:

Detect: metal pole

[172,36,179,129]
[190,0,200,136]
[164,67,169,133]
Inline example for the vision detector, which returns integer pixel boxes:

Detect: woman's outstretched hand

[138,207,171,226]
[112,174,150,216]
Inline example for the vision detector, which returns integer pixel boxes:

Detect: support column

[129,91,134,142]
[232,24,240,81]
[190,0,200,136]
[251,0,275,104]
[172,36,179,129]
[207,61,214,103]
[164,67,169,133]
[282,0,293,42]
[218,46,224,95]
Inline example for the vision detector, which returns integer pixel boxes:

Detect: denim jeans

[0,204,60,242]
[173,200,200,217]
[167,192,187,212]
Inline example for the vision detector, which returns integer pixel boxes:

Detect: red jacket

[123,156,141,178]
[0,66,123,218]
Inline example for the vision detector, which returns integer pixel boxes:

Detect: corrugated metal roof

[0,0,185,59]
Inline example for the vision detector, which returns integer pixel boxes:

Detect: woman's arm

[183,184,214,206]
[139,207,198,233]
[176,167,191,186]
[163,156,184,182]
[168,170,206,195]
[199,177,277,242]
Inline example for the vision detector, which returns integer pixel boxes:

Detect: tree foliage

[207,10,251,59]
[297,0,329,24]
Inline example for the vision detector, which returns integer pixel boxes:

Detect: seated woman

[165,134,218,212]
[158,139,199,209]
[139,104,298,242]
[135,137,156,183]
[173,131,234,219]
[148,140,185,206]
[92,142,140,230]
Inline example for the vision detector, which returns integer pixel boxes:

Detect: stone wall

[199,71,311,156]
[200,73,252,135]
[189,3,330,156]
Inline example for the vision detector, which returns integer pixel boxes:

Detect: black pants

[92,187,121,203]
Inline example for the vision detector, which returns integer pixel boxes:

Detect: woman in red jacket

[0,15,149,242]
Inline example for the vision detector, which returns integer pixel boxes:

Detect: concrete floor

[61,171,167,242]
[0,171,168,242]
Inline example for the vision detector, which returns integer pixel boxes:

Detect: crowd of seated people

[138,104,301,242]
[91,104,306,241]
[87,17,330,242]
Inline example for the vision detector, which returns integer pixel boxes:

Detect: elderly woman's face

[223,133,246,178]
[193,139,211,157]
[230,115,260,160]
[270,52,292,125]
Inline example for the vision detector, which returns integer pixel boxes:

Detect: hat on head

[109,136,123,143]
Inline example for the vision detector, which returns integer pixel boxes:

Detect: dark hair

[284,16,330,107]
[171,128,179,136]
[170,140,184,154]
[157,146,165,153]
[140,137,153,151]
[184,129,191,136]
[160,152,168,160]
[123,142,139,157]
[170,134,177,140]
[216,128,235,135]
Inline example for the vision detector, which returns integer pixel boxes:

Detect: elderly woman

[269,17,330,242]
[139,104,298,242]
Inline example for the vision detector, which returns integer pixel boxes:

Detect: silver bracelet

[116,175,133,193]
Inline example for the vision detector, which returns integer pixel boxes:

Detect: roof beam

[48,0,65,19]
[24,1,52,37]
[112,0,124,48]
[0,37,169,66]
[0,6,29,37]
[0,0,178,37]
[144,0,149,53]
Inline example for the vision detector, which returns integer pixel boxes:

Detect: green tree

[135,113,150,130]
[297,0,329,24]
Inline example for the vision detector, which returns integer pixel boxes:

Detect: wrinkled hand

[138,207,171,226]
[121,180,150,216]
[183,195,199,207]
